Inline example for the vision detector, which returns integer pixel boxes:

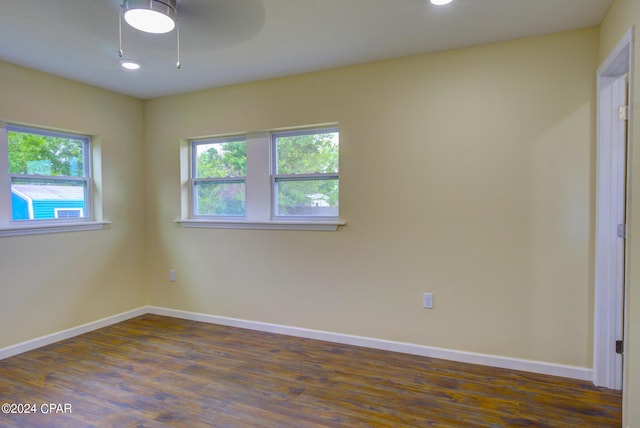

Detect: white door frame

[594,27,634,390]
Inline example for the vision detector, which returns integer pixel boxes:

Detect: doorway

[594,27,633,390]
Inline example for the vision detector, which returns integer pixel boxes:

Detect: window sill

[0,221,111,237]
[176,219,345,231]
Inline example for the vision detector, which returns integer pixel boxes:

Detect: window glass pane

[275,178,338,217]
[8,130,85,177]
[11,178,87,220]
[276,131,339,175]
[195,181,246,216]
[195,139,246,178]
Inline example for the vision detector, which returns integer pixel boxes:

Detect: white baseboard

[147,306,593,381]
[0,305,593,382]
[0,307,147,360]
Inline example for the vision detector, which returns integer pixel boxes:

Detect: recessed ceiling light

[120,60,141,70]
[431,0,454,5]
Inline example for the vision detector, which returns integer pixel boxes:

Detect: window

[191,136,247,217]
[0,124,102,235]
[183,126,342,230]
[272,128,339,218]
[54,208,84,219]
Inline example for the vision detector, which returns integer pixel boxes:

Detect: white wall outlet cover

[423,292,434,309]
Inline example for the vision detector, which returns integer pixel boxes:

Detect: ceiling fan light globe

[124,0,176,34]
[124,9,175,33]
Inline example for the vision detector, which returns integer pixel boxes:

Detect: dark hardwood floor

[0,314,621,427]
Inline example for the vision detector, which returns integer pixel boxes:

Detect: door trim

[594,26,634,390]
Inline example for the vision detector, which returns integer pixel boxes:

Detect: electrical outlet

[423,292,433,309]
[169,270,176,282]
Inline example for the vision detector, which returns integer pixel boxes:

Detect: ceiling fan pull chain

[176,18,181,69]
[118,2,124,57]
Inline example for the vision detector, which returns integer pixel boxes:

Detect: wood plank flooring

[0,314,621,427]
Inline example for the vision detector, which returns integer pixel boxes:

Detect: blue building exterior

[11,192,30,220]
[11,185,85,220]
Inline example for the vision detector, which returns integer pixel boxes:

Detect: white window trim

[176,218,344,231]
[179,126,345,231]
[191,135,247,218]
[0,220,110,237]
[271,127,340,220]
[0,124,110,237]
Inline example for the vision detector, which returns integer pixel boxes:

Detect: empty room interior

[0,0,639,426]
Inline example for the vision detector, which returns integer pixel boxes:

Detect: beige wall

[145,28,598,367]
[600,1,640,425]
[0,62,146,347]
[0,24,610,421]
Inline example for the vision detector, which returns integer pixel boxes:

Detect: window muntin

[191,136,247,217]
[6,126,91,222]
[272,128,339,218]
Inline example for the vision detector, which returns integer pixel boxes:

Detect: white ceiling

[0,0,613,99]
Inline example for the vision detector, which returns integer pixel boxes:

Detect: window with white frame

[272,128,339,218]
[186,126,340,229]
[191,136,247,217]
[0,125,92,224]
